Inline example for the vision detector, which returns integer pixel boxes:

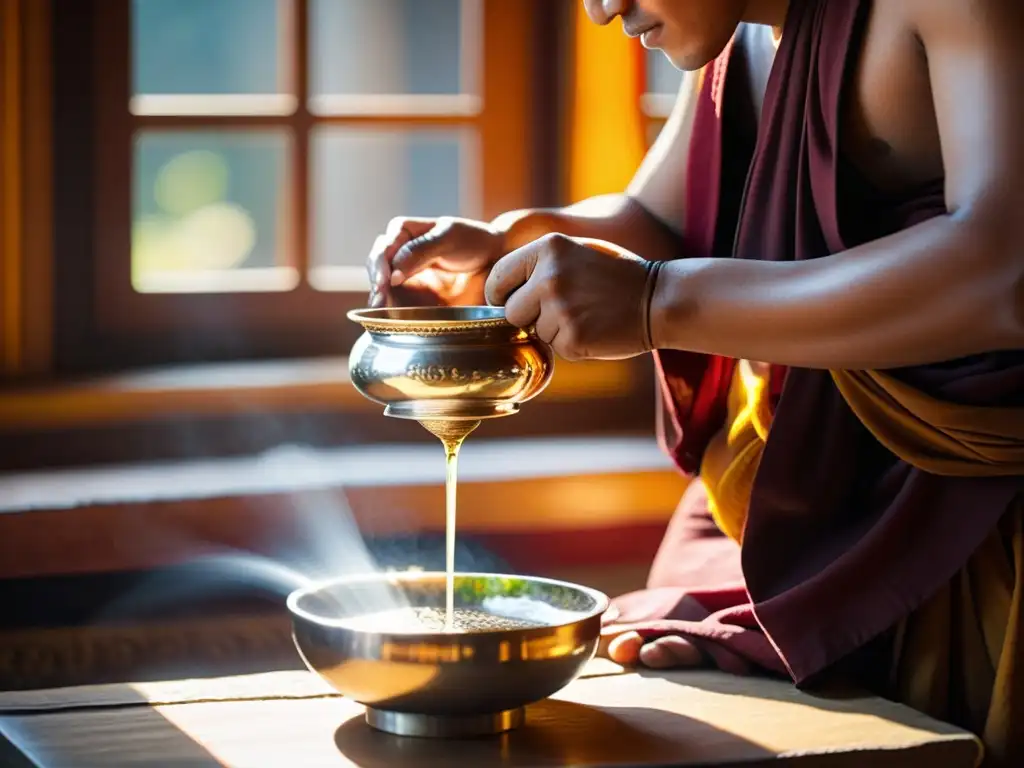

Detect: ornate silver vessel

[347,306,555,422]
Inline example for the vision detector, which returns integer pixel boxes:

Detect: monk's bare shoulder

[901,0,1024,214]
[846,0,1024,204]
[842,3,941,195]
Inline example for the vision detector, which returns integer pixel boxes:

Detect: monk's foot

[638,636,704,668]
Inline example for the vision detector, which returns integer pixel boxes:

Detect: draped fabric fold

[704,365,1024,548]
[890,502,1024,767]
[832,370,1024,475]
[701,361,773,544]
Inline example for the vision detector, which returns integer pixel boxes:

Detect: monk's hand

[366,216,504,308]
[484,234,654,360]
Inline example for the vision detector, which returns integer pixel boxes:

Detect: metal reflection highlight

[347,306,555,422]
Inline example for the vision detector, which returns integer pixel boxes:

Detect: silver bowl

[347,306,555,422]
[287,571,609,738]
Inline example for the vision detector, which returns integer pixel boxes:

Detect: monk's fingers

[370,218,427,285]
[503,274,545,330]
[391,221,456,285]
[367,235,396,307]
[601,605,621,627]
[366,217,438,300]
[485,241,542,307]
[533,303,568,345]
[605,631,645,665]
[637,636,704,669]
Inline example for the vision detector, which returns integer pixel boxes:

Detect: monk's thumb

[390,225,448,285]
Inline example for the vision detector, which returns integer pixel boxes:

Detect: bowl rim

[347,306,517,335]
[286,570,610,636]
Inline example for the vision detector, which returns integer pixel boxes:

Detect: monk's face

[583,0,747,71]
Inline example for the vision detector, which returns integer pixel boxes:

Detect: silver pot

[347,306,555,422]
[288,571,608,737]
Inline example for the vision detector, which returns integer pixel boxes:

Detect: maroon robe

[616,0,1024,685]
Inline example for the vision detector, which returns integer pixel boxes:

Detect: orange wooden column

[0,0,52,378]
[567,4,648,202]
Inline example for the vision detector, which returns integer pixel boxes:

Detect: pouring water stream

[417,418,481,631]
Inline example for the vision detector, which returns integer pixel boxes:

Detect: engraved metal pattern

[346,306,554,422]
[405,364,523,385]
[357,318,515,336]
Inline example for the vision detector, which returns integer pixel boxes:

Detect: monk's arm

[650,0,1024,370]
[491,72,700,263]
[493,196,682,265]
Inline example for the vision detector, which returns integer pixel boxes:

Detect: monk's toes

[638,636,703,669]
[606,631,644,665]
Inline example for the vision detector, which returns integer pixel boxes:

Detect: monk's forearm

[650,214,1024,369]
[491,195,684,264]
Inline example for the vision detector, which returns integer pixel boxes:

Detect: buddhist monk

[366,0,1024,762]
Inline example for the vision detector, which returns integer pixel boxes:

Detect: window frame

[5,0,661,473]
[56,0,549,372]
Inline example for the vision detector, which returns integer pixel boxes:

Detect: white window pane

[310,128,475,285]
[132,0,283,96]
[310,0,469,97]
[133,132,293,294]
[646,49,683,96]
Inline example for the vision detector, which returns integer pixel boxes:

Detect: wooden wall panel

[0,0,52,378]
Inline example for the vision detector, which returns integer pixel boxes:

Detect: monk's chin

[659,50,708,73]
[660,24,742,73]
[663,39,729,72]
[658,47,715,73]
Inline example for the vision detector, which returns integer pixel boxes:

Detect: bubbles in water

[340,606,544,634]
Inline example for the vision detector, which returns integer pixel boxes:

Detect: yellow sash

[701,367,1024,544]
[700,360,773,543]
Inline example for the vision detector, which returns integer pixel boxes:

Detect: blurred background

[124,0,682,293]
[0,0,690,690]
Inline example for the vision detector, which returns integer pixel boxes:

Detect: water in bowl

[342,606,544,634]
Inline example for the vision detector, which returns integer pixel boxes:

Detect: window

[18,0,658,468]
[57,0,545,369]
[642,48,685,145]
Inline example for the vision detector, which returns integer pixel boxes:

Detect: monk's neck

[743,0,789,31]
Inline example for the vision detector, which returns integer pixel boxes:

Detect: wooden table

[0,660,981,767]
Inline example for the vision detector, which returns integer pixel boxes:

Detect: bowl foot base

[365,706,526,738]
[383,402,519,421]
